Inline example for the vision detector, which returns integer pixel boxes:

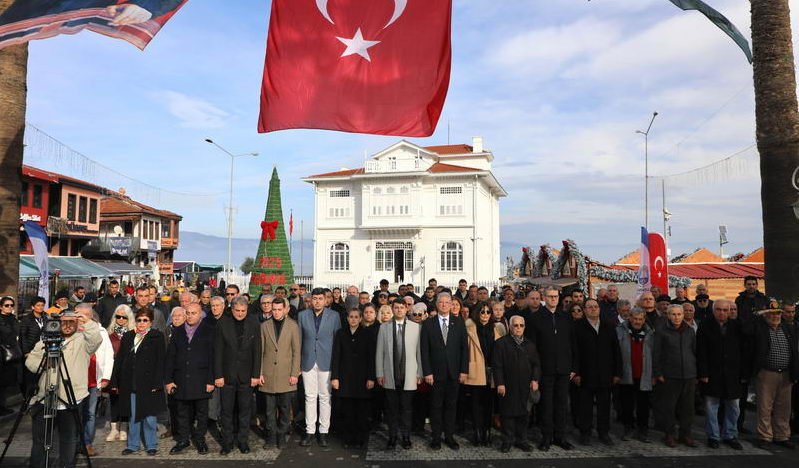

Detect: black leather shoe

[238,442,251,454]
[430,440,442,450]
[170,441,190,454]
[318,434,329,447]
[444,437,460,450]
[386,437,397,450]
[300,435,312,447]
[500,442,511,453]
[554,438,574,450]
[538,438,551,451]
[578,434,591,446]
[723,438,743,451]
[402,437,412,449]
[515,442,533,452]
[774,440,796,450]
[197,441,209,455]
[707,439,720,449]
[220,445,232,455]
[598,434,614,446]
[121,448,135,455]
[146,449,157,456]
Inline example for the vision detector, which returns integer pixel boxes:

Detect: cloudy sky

[22,0,780,264]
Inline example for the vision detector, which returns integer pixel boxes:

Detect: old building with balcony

[304,138,506,290]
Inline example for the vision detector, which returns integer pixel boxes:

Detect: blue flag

[667,0,752,63]
[23,221,50,307]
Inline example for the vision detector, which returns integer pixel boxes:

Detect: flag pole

[300,220,304,277]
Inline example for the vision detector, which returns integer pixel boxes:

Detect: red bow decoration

[260,220,279,242]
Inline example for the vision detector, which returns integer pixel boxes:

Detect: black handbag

[0,342,23,363]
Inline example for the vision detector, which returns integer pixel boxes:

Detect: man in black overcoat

[214,296,262,454]
[493,315,540,453]
[165,303,215,455]
[420,292,469,450]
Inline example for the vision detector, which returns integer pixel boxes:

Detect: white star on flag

[337,28,380,62]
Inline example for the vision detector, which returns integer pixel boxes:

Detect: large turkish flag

[258,0,452,137]
[648,232,669,295]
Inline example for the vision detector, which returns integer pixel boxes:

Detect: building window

[329,207,351,218]
[440,241,463,272]
[20,182,28,207]
[329,243,350,271]
[388,156,397,170]
[67,194,76,221]
[89,199,97,223]
[329,190,350,198]
[155,222,160,240]
[373,187,382,195]
[386,187,395,194]
[414,155,421,168]
[32,185,43,209]
[440,186,462,195]
[78,196,87,223]
[162,222,171,238]
[150,221,155,240]
[400,186,409,194]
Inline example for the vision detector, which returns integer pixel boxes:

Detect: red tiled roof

[307,168,365,178]
[424,144,474,155]
[101,194,181,220]
[741,247,764,263]
[22,165,59,183]
[605,262,764,280]
[428,162,481,173]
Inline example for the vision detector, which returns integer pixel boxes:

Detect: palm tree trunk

[0,0,28,299]
[752,0,799,302]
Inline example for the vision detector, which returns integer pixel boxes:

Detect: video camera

[41,312,65,353]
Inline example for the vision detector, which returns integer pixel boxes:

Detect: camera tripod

[0,342,93,468]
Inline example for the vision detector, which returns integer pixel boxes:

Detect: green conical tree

[248,167,295,298]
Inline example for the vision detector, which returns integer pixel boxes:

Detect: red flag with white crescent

[647,232,669,294]
[258,0,453,136]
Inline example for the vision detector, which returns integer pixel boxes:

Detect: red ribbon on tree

[260,220,279,242]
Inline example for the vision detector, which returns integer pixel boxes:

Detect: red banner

[258,0,452,137]
[647,232,669,295]
[0,1,187,50]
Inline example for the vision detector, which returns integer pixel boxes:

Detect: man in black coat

[528,287,576,451]
[165,303,215,455]
[572,299,622,446]
[420,292,468,450]
[96,280,127,328]
[214,296,262,454]
[493,315,540,453]
[734,276,770,324]
[696,300,746,450]
[18,296,46,397]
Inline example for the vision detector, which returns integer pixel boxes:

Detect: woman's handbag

[0,342,23,363]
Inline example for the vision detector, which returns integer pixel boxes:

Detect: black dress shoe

[444,437,460,450]
[598,434,614,446]
[500,442,511,453]
[318,434,329,447]
[196,441,209,455]
[401,437,412,449]
[146,449,157,456]
[554,438,574,450]
[238,442,251,454]
[386,437,397,450]
[707,439,720,449]
[723,438,743,450]
[300,435,312,447]
[774,439,796,450]
[578,434,591,446]
[430,440,442,450]
[121,448,135,455]
[170,441,190,454]
[220,445,232,455]
[538,438,551,451]
[515,442,533,452]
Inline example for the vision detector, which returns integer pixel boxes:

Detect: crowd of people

[0,275,797,465]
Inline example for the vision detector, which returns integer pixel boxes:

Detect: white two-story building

[304,138,507,290]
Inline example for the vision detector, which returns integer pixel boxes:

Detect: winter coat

[573,318,622,388]
[464,319,495,386]
[18,313,43,355]
[616,321,655,391]
[110,329,166,420]
[330,326,376,399]
[420,314,469,381]
[165,322,215,400]
[528,309,576,376]
[375,320,422,391]
[96,293,127,328]
[696,318,746,399]
[0,313,20,385]
[653,321,696,380]
[492,335,540,416]
[751,318,799,380]
[213,315,262,385]
[258,317,301,394]
[734,290,770,324]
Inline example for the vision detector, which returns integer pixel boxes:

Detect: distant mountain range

[176,231,525,277]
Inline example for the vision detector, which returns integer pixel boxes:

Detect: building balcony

[80,236,141,260]
[160,237,179,249]
[365,159,424,173]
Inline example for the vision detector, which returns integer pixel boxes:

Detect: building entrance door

[394,249,404,283]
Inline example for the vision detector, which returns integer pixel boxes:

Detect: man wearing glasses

[224,285,240,313]
[529,287,576,451]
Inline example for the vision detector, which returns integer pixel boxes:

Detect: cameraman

[25,310,102,468]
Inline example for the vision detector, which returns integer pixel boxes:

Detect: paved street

[1,403,797,468]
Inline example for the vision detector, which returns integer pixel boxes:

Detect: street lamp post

[636,112,658,231]
[204,138,258,281]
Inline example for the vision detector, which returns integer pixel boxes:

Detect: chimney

[472,136,483,153]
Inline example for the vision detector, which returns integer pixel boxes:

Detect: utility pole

[636,112,658,230]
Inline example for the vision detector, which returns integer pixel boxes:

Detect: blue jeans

[705,396,739,441]
[82,387,99,445]
[127,393,158,451]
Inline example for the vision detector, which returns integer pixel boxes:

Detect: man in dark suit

[214,296,262,455]
[529,287,576,451]
[165,303,215,455]
[420,292,469,450]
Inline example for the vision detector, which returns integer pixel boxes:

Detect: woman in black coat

[331,308,376,448]
[0,296,20,415]
[110,308,166,456]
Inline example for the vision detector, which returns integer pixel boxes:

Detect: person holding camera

[110,308,166,456]
[25,309,102,468]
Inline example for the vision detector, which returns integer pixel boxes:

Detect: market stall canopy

[19,255,113,279]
